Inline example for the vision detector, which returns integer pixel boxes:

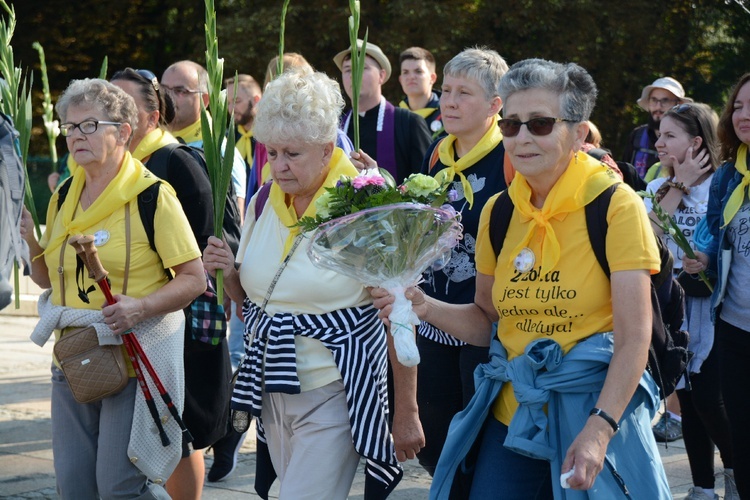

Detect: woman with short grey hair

[413,46,509,485]
[203,70,408,499]
[373,59,671,498]
[21,77,205,498]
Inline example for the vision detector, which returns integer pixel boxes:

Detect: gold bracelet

[666,180,690,195]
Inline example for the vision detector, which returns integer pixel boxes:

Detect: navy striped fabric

[417,320,466,346]
[233,299,403,496]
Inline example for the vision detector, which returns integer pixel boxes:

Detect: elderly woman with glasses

[20,78,205,498]
[109,68,234,498]
[203,70,420,499]
[373,59,671,499]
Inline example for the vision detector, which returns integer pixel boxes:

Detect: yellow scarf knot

[722,144,749,228]
[44,152,167,258]
[268,148,358,259]
[172,118,204,144]
[507,152,619,275]
[236,125,254,163]
[434,116,502,209]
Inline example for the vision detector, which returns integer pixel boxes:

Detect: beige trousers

[262,380,361,500]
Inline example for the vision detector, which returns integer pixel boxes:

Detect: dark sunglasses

[135,69,160,93]
[671,103,692,113]
[111,68,160,94]
[498,117,577,137]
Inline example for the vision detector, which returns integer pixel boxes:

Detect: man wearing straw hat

[622,76,693,179]
[334,39,432,183]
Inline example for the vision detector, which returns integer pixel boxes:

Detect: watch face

[93,230,110,247]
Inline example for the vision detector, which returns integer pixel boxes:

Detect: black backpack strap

[584,184,618,278]
[56,177,74,211]
[490,190,515,259]
[136,181,162,253]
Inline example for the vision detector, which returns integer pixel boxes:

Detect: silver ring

[112,322,117,330]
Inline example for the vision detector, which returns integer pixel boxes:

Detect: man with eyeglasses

[621,76,693,179]
[162,60,247,219]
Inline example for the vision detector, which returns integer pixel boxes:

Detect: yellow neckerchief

[722,144,749,228]
[66,153,79,176]
[399,100,437,119]
[43,152,162,258]
[236,124,254,163]
[268,147,358,259]
[434,115,502,209]
[132,128,179,162]
[172,118,204,144]
[507,152,619,275]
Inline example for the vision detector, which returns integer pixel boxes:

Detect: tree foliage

[9,0,750,159]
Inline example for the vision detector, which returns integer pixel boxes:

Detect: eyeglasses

[135,69,160,93]
[60,120,122,137]
[162,84,202,97]
[649,97,679,107]
[498,117,577,137]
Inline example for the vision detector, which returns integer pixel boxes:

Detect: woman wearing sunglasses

[373,58,670,498]
[686,73,750,499]
[644,103,737,500]
[412,47,508,483]
[20,78,205,498]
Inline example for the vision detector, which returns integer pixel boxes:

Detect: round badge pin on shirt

[514,248,535,273]
[430,120,443,133]
[93,230,110,247]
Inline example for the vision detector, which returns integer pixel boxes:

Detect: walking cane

[68,235,193,447]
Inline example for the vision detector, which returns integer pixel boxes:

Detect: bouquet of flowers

[640,191,713,292]
[299,172,463,366]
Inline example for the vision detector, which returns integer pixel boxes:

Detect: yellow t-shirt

[475,184,659,425]
[238,195,372,392]
[41,184,201,308]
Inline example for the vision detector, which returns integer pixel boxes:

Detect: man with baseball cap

[621,76,693,178]
[334,39,431,183]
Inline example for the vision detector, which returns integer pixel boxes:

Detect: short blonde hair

[253,70,343,146]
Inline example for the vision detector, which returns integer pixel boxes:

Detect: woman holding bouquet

[415,47,509,479]
[644,103,737,500]
[373,59,670,498]
[202,70,422,499]
[684,73,750,498]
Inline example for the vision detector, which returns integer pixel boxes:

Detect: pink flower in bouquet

[352,174,386,189]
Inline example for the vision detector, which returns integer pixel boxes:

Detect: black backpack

[489,184,689,398]
[148,143,242,256]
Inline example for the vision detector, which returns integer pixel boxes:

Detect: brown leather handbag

[52,204,135,404]
[53,325,129,403]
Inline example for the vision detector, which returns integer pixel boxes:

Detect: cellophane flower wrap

[299,171,463,366]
